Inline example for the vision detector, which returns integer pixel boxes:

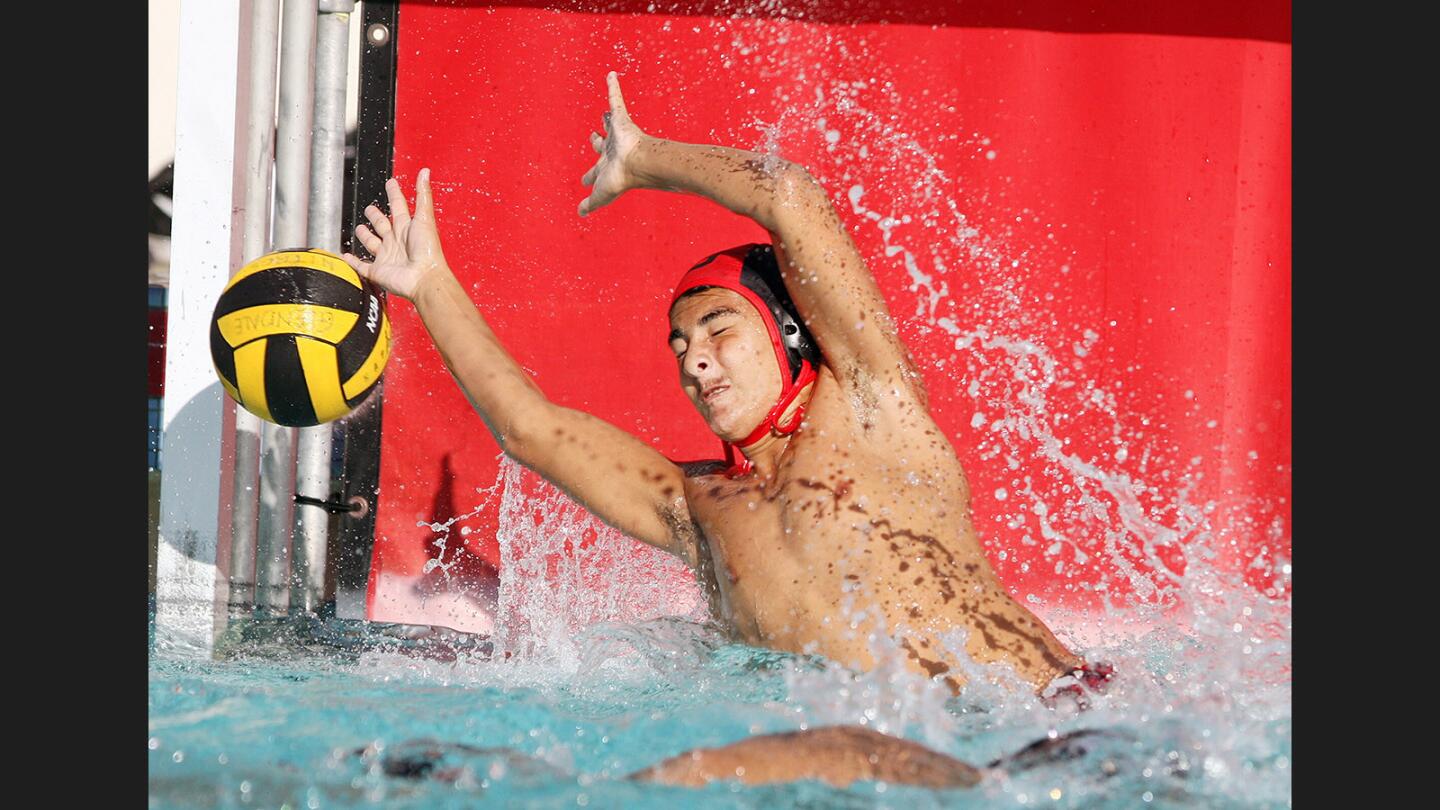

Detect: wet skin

[667,288,1080,691]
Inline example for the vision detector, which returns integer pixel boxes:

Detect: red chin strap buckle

[723,361,817,477]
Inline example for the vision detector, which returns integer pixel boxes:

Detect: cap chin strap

[723,360,818,476]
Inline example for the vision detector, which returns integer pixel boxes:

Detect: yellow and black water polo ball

[210,248,390,427]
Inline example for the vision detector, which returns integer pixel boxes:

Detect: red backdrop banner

[367,1,1291,634]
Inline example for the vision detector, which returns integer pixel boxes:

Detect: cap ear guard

[732,245,822,380]
[776,309,819,382]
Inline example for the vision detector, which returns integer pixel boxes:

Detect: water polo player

[343,72,1110,786]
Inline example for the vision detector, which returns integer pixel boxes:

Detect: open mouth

[700,384,730,404]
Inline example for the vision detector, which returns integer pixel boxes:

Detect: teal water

[148,606,1290,809]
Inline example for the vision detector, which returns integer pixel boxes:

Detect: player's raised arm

[344,171,701,567]
[579,72,923,401]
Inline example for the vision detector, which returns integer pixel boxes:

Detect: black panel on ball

[210,317,237,385]
[214,266,367,320]
[263,335,320,427]
[334,285,384,379]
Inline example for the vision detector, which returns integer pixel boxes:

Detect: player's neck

[735,383,814,478]
[737,431,791,478]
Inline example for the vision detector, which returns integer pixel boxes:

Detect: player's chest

[685,461,873,579]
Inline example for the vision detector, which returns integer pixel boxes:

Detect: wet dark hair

[674,244,821,380]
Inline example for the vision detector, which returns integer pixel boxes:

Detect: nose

[682,342,713,379]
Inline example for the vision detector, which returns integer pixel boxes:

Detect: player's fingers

[384,177,412,231]
[354,223,383,255]
[363,204,392,238]
[606,71,629,118]
[414,168,435,221]
[590,131,604,154]
[341,252,372,277]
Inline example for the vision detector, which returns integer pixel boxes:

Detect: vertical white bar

[155,0,253,657]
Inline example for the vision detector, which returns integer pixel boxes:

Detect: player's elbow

[491,396,555,460]
[769,162,831,227]
[775,161,825,201]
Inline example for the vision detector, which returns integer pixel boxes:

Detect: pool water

[148,584,1290,809]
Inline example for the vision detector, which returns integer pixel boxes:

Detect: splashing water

[736,40,1288,627]
[489,458,708,664]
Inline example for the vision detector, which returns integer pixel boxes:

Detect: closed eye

[669,306,739,356]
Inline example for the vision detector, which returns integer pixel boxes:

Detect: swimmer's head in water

[668,244,820,462]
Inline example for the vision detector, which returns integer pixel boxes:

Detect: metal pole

[229,0,282,616]
[256,0,317,617]
[292,0,356,614]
